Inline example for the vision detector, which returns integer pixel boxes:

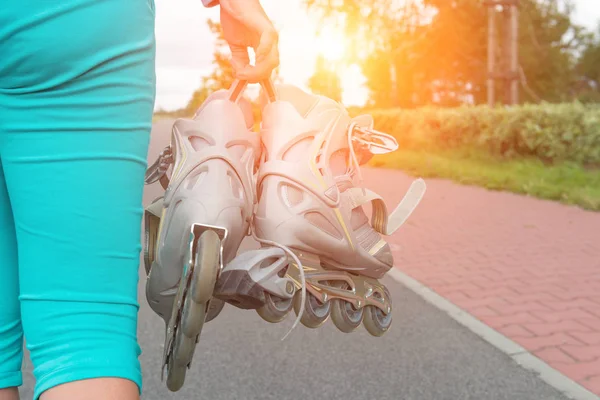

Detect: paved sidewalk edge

[387,268,600,400]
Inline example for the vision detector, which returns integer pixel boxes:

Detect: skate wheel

[180,229,220,338]
[363,287,392,337]
[190,230,221,304]
[172,329,196,367]
[181,297,207,339]
[331,282,364,333]
[166,332,196,392]
[257,292,293,323]
[166,362,187,392]
[293,290,330,329]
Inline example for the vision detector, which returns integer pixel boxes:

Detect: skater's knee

[21,300,142,400]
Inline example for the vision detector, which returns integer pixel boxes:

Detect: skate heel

[213,269,266,309]
[214,247,296,320]
[144,79,276,392]
[163,225,223,392]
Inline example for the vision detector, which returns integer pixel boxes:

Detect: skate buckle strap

[345,178,427,236]
[145,146,173,189]
[350,123,399,156]
[228,78,277,104]
[258,160,341,208]
[345,122,399,189]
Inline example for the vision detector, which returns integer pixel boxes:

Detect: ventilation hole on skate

[228,171,244,200]
[281,184,303,207]
[305,212,342,239]
[227,144,246,159]
[189,136,210,151]
[282,136,313,162]
[260,257,280,269]
[256,182,264,202]
[318,140,327,157]
[330,150,349,176]
[278,264,289,277]
[185,168,208,190]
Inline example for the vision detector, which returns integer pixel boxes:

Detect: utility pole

[510,3,519,104]
[484,0,519,106]
[503,5,512,104]
[487,4,496,107]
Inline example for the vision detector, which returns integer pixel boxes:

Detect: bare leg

[41,379,138,400]
[0,388,19,400]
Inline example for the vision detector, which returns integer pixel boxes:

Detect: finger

[238,41,279,83]
[248,48,279,82]
[229,43,250,74]
[254,28,278,64]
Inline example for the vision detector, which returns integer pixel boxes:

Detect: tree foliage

[184,19,236,116]
[303,0,594,107]
[575,23,600,103]
[307,55,343,102]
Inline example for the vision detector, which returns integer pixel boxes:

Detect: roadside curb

[387,267,600,400]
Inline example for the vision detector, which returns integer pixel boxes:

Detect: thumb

[229,44,250,74]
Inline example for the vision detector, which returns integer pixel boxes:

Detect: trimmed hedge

[368,103,600,165]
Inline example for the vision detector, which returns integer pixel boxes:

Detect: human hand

[219,0,279,82]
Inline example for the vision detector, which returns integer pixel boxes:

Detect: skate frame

[285,252,392,315]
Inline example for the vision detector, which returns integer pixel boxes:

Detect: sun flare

[316,26,347,62]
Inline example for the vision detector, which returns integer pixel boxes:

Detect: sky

[153,0,600,111]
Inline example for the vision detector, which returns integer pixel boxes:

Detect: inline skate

[143,80,267,391]
[240,83,427,336]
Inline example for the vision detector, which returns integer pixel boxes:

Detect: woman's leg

[2,130,152,400]
[0,163,22,400]
[0,1,156,399]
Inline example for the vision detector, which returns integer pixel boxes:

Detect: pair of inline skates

[143,79,426,391]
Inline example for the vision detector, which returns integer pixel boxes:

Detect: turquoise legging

[0,1,155,399]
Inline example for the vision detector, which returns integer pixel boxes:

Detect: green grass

[370,148,600,211]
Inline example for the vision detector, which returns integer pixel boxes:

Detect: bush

[369,103,600,165]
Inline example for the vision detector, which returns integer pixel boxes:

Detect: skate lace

[347,124,365,190]
[347,123,398,189]
[249,218,307,341]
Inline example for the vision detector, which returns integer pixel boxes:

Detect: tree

[307,55,343,102]
[574,23,600,103]
[183,19,236,116]
[419,0,488,105]
[516,0,588,103]
[303,0,590,107]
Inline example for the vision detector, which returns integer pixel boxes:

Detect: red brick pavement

[362,167,600,395]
